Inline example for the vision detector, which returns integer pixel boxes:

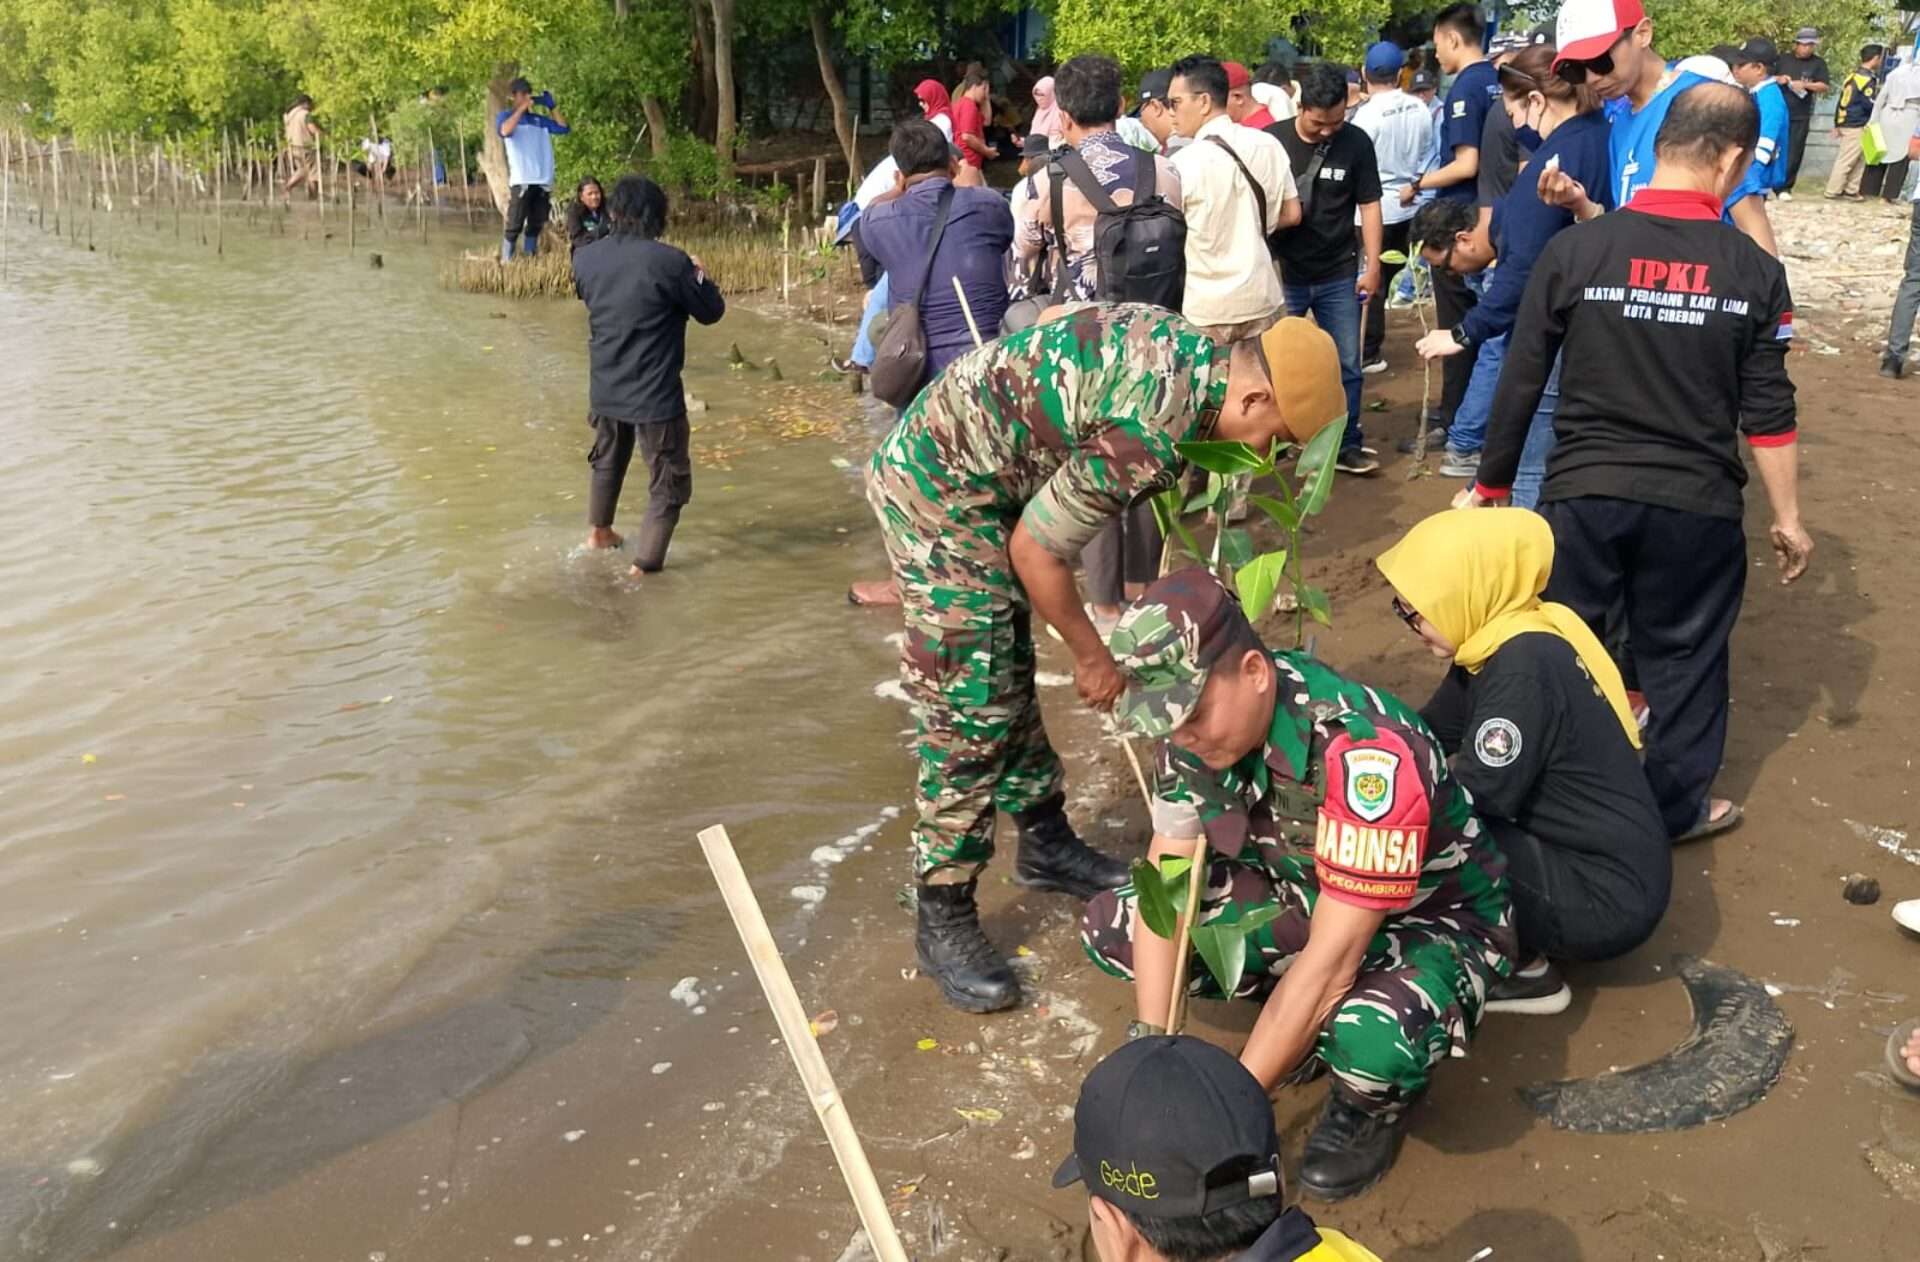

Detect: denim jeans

[1282,274,1363,452]
[1445,330,1507,454]
[852,273,891,368]
[1511,356,1563,510]
[1890,202,1920,363]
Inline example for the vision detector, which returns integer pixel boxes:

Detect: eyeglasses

[1558,29,1632,84]
[1431,237,1462,275]
[1391,596,1422,630]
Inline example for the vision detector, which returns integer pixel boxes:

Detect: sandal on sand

[1885,1019,1920,1092]
[1675,801,1743,844]
[846,579,901,607]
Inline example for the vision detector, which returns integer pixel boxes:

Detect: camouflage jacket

[871,303,1229,563]
[1152,651,1512,942]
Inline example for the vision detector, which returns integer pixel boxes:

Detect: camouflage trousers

[867,466,1065,883]
[1082,852,1502,1117]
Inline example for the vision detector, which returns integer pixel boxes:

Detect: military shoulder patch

[1342,747,1400,823]
[1474,717,1522,768]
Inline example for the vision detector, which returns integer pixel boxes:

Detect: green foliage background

[1,0,1911,180]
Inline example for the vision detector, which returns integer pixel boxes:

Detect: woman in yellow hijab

[1377,511,1670,1013]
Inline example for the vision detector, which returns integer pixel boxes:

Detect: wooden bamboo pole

[171,135,181,240]
[346,141,354,253]
[2,129,10,282]
[695,826,910,1262]
[50,138,61,239]
[458,132,473,228]
[1164,837,1209,1034]
[37,139,46,234]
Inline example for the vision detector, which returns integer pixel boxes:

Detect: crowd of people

[507,6,1920,1255]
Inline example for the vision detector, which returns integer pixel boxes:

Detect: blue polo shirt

[495,110,568,187]
[1610,71,1767,219]
[1440,60,1502,201]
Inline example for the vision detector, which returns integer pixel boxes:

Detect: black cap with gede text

[1052,1035,1282,1219]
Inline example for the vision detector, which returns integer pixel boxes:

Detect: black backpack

[1048,147,1186,310]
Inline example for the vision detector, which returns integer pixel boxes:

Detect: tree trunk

[478,70,514,216]
[707,0,736,182]
[690,0,718,143]
[808,5,858,178]
[614,0,628,15]
[641,97,671,157]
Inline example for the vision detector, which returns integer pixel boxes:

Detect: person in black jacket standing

[572,175,726,575]
[1462,84,1813,842]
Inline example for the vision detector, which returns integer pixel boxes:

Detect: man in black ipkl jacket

[1461,84,1813,844]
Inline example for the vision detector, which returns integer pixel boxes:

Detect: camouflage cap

[1110,569,1254,737]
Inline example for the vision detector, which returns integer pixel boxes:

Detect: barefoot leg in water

[586,526,624,550]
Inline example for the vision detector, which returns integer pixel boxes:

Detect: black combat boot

[1011,793,1129,898]
[915,881,1020,1013]
[1297,1089,1415,1202]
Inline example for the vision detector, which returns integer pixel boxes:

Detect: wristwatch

[1125,1020,1167,1040]
[1450,326,1472,349]
[1410,174,1424,192]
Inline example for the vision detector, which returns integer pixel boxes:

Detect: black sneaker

[1882,354,1906,380]
[1335,450,1381,476]
[1485,958,1572,1015]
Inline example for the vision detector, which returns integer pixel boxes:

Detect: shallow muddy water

[0,217,909,1258]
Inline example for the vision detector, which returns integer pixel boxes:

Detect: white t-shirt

[1351,89,1433,226]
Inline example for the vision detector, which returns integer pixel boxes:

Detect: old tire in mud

[1519,955,1793,1134]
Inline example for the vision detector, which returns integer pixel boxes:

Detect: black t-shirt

[1420,633,1666,887]
[1475,104,1527,208]
[1775,53,1831,117]
[1266,121,1382,284]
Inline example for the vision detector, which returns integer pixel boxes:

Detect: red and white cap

[1553,0,1645,70]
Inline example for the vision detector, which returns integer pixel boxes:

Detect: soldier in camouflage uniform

[1082,568,1516,1201]
[867,303,1346,1015]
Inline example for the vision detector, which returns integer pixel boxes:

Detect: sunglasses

[1391,596,1422,630]
[1558,29,1632,84]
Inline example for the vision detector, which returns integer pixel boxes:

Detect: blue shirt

[1440,60,1503,201]
[1751,81,1791,191]
[495,110,568,187]
[1460,110,1614,347]
[1609,71,1766,219]
[860,178,1015,375]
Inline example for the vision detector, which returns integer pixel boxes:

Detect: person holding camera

[496,77,570,261]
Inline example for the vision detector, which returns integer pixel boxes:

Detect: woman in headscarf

[912,79,954,142]
[1377,511,1670,1015]
[1027,75,1062,145]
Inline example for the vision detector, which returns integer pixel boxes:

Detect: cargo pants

[868,459,1065,883]
[1082,851,1499,1118]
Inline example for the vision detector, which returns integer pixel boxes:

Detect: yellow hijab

[1376,511,1641,749]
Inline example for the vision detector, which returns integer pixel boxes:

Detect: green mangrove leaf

[1177,440,1270,475]
[1299,584,1332,626]
[1234,550,1290,621]
[1297,415,1348,517]
[1190,923,1248,997]
[1248,493,1299,532]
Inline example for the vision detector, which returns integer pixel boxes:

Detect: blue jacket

[861,178,1014,376]
[1459,110,1613,349]
[1751,81,1791,191]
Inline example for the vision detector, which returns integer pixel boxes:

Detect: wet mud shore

[102,195,1920,1262]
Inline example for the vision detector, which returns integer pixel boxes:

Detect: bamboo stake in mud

[457,132,473,229]
[695,826,911,1262]
[2,133,10,283]
[346,143,355,253]
[215,158,223,256]
[36,139,46,234]
[1165,836,1208,1034]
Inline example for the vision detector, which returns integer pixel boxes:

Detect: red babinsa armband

[1313,729,1432,910]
